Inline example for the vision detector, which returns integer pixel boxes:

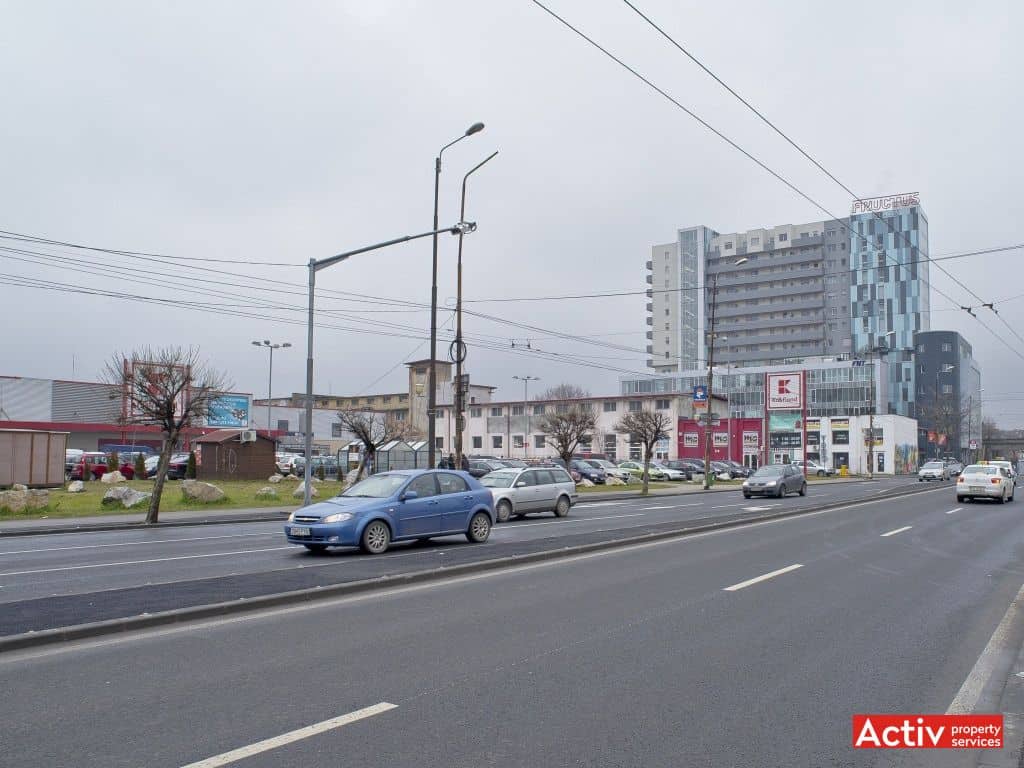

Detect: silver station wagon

[480,466,578,523]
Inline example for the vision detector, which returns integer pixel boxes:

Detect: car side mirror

[515,481,527,488]
[400,491,419,501]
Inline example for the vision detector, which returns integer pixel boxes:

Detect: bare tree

[917,397,971,459]
[104,347,229,524]
[614,408,672,496]
[535,383,590,401]
[337,410,416,480]
[538,405,596,470]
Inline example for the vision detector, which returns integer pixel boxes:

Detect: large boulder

[268,474,284,484]
[101,486,151,509]
[255,486,278,499]
[101,471,126,484]
[606,476,626,486]
[26,489,49,510]
[181,480,226,503]
[66,480,85,493]
[292,481,318,499]
[578,478,595,487]
[12,483,28,492]
[0,490,28,513]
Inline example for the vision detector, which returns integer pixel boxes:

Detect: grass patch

[0,477,326,520]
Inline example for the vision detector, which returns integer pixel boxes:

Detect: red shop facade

[677,417,763,468]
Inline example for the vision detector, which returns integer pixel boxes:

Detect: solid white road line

[639,505,674,510]
[0,531,276,557]
[946,508,962,515]
[573,501,617,508]
[180,702,397,768]
[948,583,1024,714]
[723,563,803,592]
[0,546,294,577]
[880,526,912,538]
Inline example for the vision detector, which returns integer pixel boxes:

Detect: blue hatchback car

[284,469,496,554]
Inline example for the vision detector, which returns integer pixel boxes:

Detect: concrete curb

[0,477,876,537]
[0,481,933,654]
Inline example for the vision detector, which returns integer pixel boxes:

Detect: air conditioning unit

[240,430,257,443]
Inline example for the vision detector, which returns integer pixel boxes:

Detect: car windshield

[480,471,518,488]
[964,465,998,475]
[340,474,408,498]
[752,466,786,477]
[922,462,944,469]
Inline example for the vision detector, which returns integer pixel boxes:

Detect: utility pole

[513,375,539,459]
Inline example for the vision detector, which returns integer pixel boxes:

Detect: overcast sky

[2,1,1021,422]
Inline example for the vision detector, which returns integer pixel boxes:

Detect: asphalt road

[1,481,1020,767]
[0,478,923,635]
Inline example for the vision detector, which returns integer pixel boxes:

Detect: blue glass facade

[848,205,929,416]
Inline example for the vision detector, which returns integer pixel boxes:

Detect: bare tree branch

[614,408,672,496]
[534,383,590,402]
[337,409,416,479]
[538,405,596,470]
[102,346,230,523]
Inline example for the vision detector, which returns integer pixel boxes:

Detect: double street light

[302,222,477,506]
[251,340,291,438]
[429,122,485,469]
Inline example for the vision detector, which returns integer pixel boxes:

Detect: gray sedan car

[742,464,807,498]
[480,466,578,522]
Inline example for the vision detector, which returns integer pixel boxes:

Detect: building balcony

[708,248,824,274]
[646,303,653,313]
[646,331,653,340]
[712,281,823,305]
[719,327,825,347]
[646,260,653,270]
[715,313,824,334]
[713,295,825,319]
[646,275,653,284]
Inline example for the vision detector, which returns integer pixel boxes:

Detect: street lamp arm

[314,225,468,273]
[461,151,500,218]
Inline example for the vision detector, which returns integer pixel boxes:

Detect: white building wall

[450,396,689,461]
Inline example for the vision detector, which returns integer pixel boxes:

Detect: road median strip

[0,482,939,653]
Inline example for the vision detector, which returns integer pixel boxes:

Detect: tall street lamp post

[453,150,499,468]
[252,340,290,438]
[513,375,539,458]
[304,222,477,506]
[703,257,747,490]
[429,122,485,470]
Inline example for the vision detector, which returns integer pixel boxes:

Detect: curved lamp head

[282,342,292,349]
[466,122,485,136]
[251,340,262,347]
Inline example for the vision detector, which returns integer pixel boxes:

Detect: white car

[649,462,686,481]
[957,464,1015,503]
[918,461,950,481]
[480,466,578,522]
[987,461,1017,486]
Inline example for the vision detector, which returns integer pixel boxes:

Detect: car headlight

[322,512,353,524]
[287,512,296,522]
[765,480,777,486]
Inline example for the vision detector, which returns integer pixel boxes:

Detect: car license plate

[290,526,311,537]
[970,486,985,493]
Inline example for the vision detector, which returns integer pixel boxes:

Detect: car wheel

[303,544,328,553]
[466,512,491,543]
[817,470,825,477]
[799,483,807,497]
[743,492,751,499]
[918,478,923,482]
[1000,489,1007,504]
[360,520,391,554]
[496,500,512,524]
[554,495,571,517]
[775,484,784,498]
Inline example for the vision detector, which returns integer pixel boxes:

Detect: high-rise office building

[646,194,930,414]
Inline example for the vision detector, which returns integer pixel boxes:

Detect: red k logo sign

[776,378,792,395]
[767,372,803,410]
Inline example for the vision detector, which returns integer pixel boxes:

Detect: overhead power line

[618,0,1024,351]
[529,0,1024,366]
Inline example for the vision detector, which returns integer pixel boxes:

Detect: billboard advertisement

[207,394,251,428]
[743,431,759,449]
[766,372,803,410]
[684,433,699,448]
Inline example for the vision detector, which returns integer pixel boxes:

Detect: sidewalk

[0,506,293,535]
[0,476,876,536]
